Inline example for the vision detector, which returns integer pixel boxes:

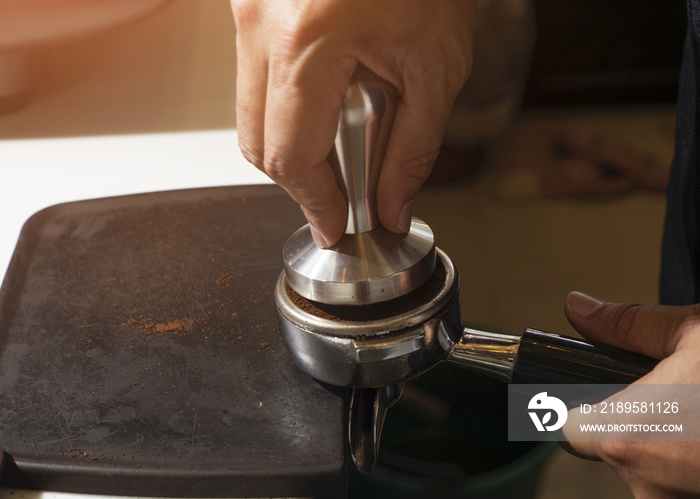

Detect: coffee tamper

[275,70,659,474]
[282,70,435,307]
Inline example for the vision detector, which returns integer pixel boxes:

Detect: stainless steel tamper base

[283,217,436,306]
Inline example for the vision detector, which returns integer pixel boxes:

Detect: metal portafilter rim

[278,248,456,336]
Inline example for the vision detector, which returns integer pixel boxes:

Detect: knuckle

[680,314,700,333]
[262,151,296,183]
[273,4,327,55]
[597,440,640,468]
[613,303,674,356]
[606,303,645,342]
[396,149,440,184]
[449,56,473,92]
[676,314,700,345]
[237,135,264,170]
[230,0,262,31]
[401,41,472,100]
[439,41,473,92]
[607,303,700,355]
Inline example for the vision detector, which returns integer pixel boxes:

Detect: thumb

[564,291,699,360]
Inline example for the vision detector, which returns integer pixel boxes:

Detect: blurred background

[0,1,688,498]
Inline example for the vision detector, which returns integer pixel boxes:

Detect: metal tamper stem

[283,69,436,306]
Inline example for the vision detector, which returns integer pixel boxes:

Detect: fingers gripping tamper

[282,72,436,306]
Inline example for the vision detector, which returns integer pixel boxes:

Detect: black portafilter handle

[512,328,659,384]
[452,327,659,384]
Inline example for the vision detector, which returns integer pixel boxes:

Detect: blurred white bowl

[0,0,171,49]
[0,0,171,110]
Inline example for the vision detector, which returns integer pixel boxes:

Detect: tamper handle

[335,68,398,234]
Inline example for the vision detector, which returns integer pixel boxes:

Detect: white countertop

[0,129,272,284]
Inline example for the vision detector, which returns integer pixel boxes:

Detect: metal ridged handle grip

[335,71,397,234]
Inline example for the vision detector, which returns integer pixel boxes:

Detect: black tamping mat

[0,185,346,498]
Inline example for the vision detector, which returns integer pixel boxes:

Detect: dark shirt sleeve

[660,27,699,305]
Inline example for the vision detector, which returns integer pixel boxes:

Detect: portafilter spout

[283,67,436,307]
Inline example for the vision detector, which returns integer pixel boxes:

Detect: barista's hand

[562,291,700,497]
[231,0,477,247]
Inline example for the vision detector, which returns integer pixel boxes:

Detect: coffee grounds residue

[123,318,196,334]
[215,273,233,287]
[285,259,447,322]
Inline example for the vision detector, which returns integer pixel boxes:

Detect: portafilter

[274,68,657,473]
